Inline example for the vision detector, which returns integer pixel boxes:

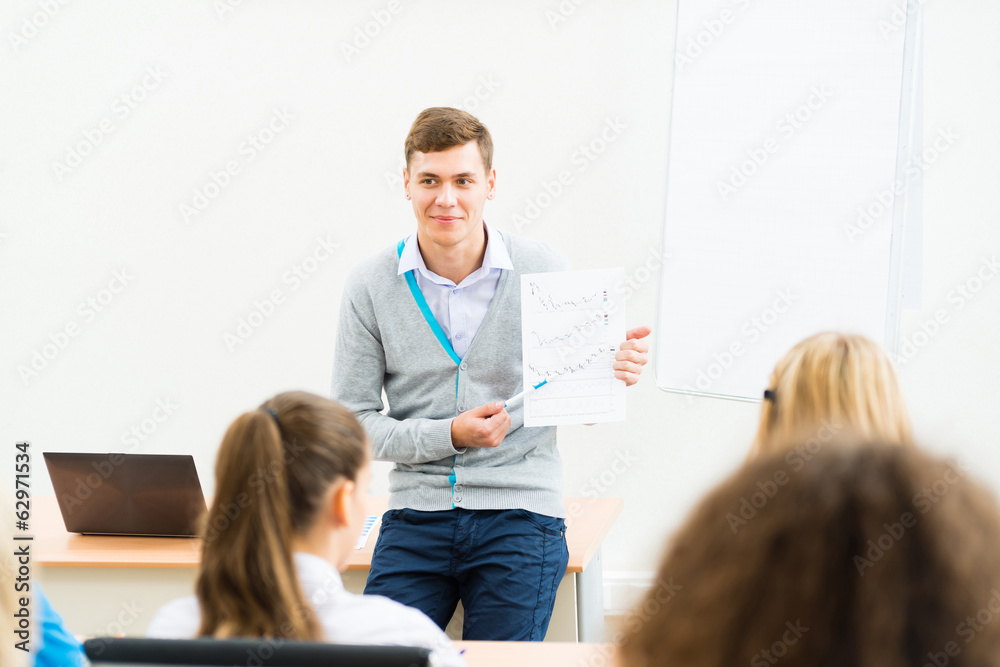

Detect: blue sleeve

[34,585,86,667]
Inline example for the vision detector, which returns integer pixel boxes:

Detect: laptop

[43,453,206,537]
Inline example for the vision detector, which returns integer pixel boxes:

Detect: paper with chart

[353,515,377,550]
[521,269,626,426]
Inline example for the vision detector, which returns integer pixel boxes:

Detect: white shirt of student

[146,552,465,667]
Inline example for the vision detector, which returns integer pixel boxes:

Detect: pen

[504,379,548,408]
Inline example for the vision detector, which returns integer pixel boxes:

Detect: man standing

[332,107,649,640]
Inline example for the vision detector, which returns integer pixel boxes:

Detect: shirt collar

[397,222,513,279]
[294,552,345,598]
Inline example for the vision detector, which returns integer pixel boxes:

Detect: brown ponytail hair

[195,391,368,640]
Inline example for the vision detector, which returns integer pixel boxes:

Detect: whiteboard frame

[654,1,923,403]
[884,0,923,358]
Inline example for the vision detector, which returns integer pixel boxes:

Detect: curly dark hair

[618,439,1000,667]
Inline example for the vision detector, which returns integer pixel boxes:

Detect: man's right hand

[451,401,511,449]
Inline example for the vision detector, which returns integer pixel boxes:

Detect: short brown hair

[404,107,493,174]
[618,440,1000,667]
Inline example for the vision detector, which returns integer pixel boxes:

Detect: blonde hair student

[750,332,912,457]
[617,439,1000,667]
[147,391,463,666]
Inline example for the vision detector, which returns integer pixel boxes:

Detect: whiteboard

[655,0,920,400]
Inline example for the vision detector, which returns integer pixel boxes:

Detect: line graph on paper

[527,281,603,313]
[526,346,612,381]
[521,268,626,427]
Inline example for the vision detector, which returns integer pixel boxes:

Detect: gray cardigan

[332,232,570,517]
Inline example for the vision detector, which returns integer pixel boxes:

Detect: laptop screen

[43,453,206,537]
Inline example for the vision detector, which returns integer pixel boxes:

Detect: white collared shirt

[397,223,513,359]
[146,552,464,667]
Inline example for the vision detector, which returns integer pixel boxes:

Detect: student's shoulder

[320,592,449,645]
[342,243,401,300]
[506,232,572,272]
[330,594,464,665]
[326,591,439,631]
[146,596,200,639]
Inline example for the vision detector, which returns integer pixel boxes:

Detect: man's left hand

[614,326,651,387]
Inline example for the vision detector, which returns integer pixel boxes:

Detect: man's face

[404,142,495,254]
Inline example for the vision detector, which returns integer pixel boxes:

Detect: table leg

[575,546,605,643]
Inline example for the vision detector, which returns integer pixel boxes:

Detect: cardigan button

[460,362,468,370]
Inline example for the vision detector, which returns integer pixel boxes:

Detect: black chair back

[83,637,431,666]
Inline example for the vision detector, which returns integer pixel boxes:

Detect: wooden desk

[35,496,622,643]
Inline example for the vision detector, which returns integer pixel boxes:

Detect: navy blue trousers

[364,508,569,641]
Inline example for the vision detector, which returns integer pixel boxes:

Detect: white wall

[2,0,998,583]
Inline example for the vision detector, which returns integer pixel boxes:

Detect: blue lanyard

[396,239,461,366]
[398,238,461,505]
